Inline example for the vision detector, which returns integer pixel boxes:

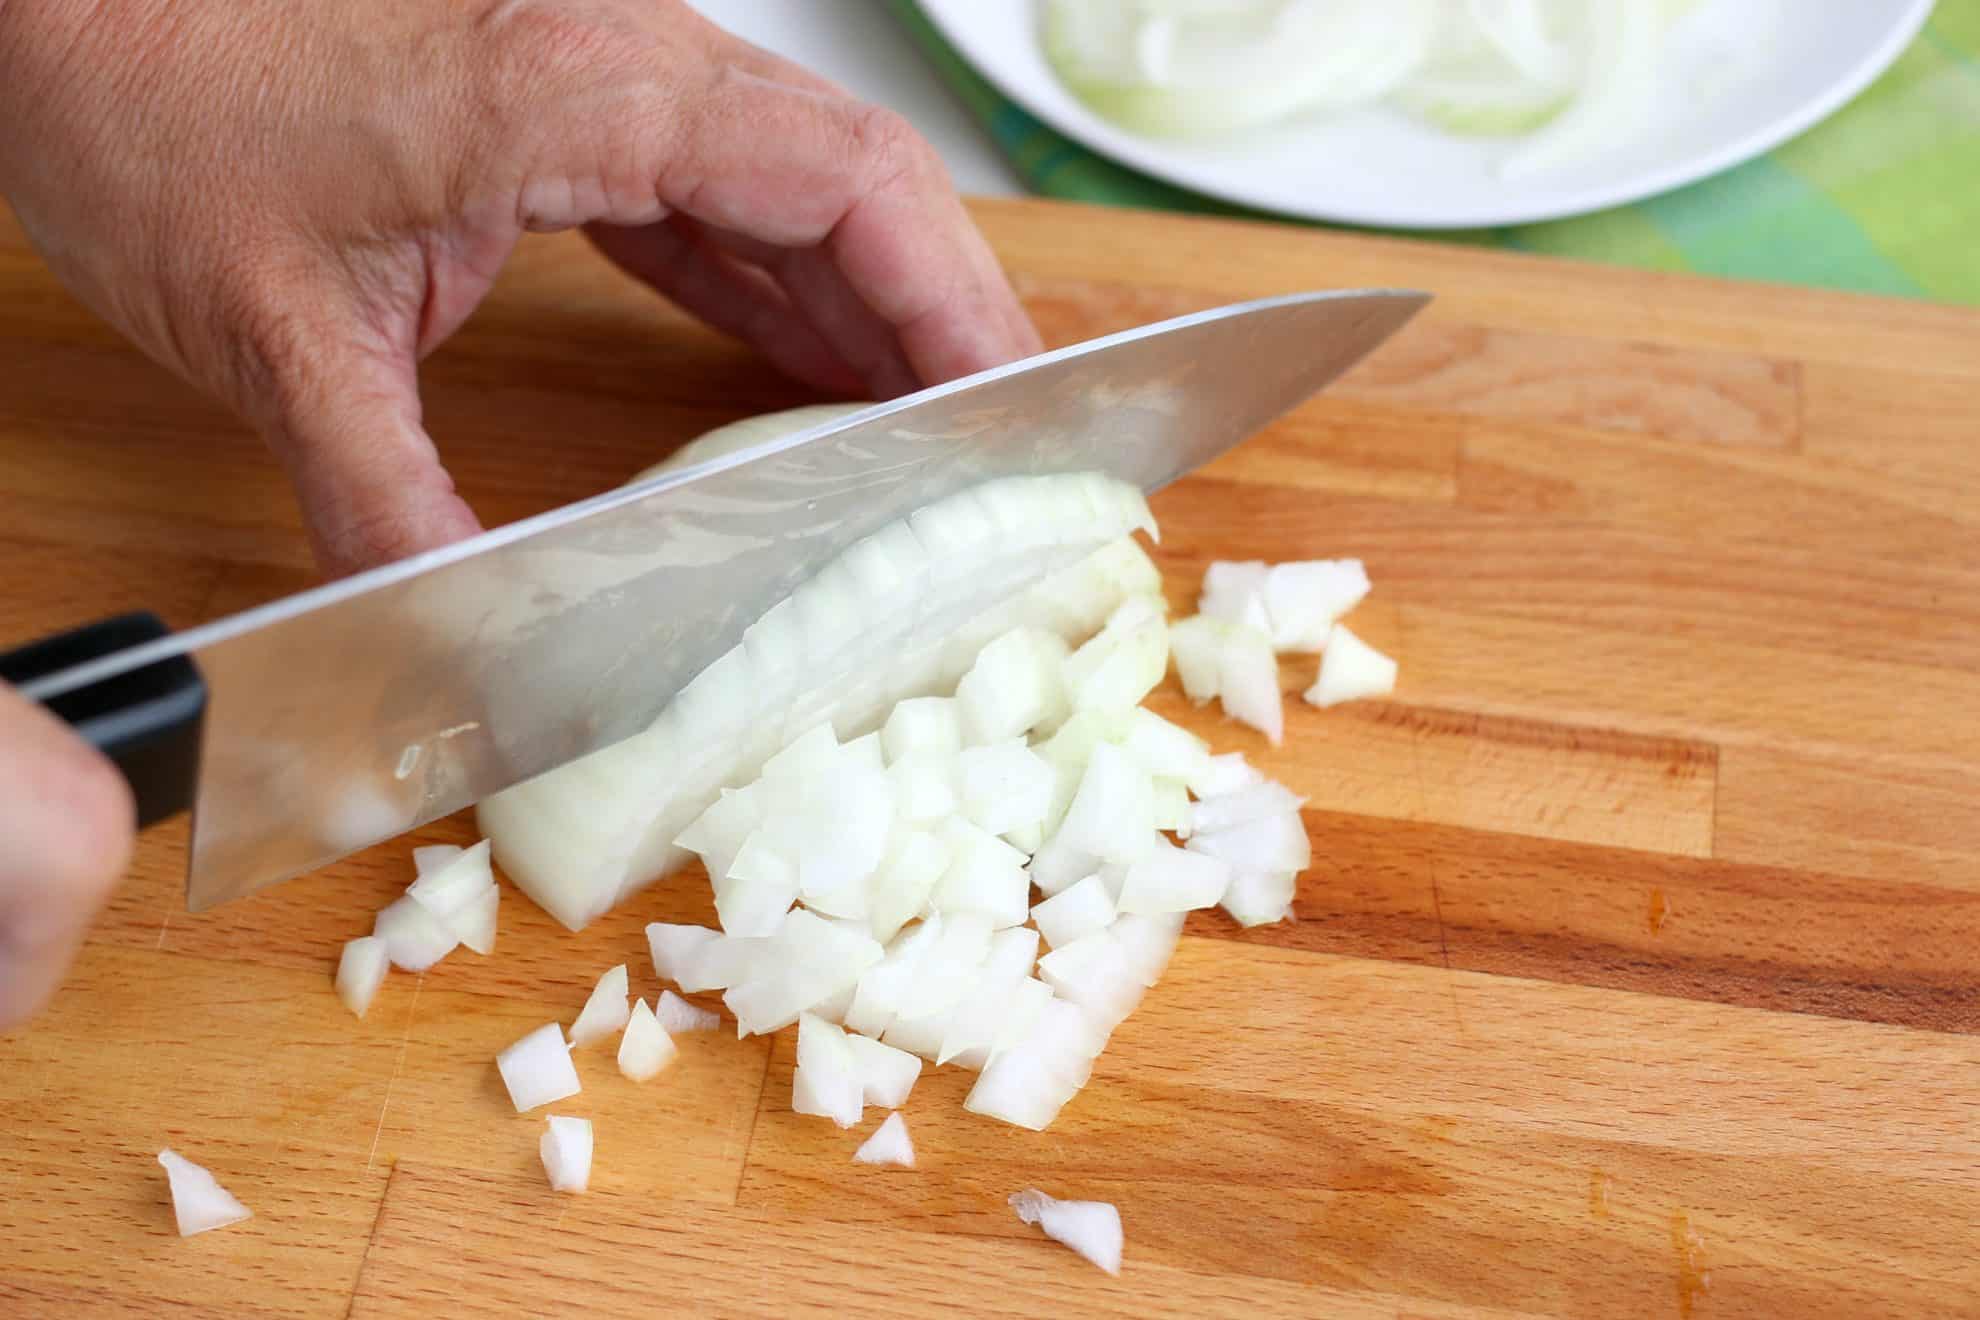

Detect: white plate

[918,0,1934,229]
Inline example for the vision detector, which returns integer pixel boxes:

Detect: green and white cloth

[891,0,1980,304]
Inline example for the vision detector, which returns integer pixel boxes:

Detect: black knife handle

[0,612,206,828]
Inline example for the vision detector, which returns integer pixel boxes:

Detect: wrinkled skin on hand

[0,0,1039,1027]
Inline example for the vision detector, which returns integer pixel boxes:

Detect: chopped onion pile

[1010,1187,1123,1276]
[333,840,502,1017]
[157,1149,252,1237]
[539,1115,593,1193]
[1042,0,1688,176]
[853,1112,916,1168]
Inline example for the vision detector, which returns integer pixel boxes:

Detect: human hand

[0,0,1041,579]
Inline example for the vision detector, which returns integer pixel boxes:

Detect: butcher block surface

[2,196,1978,1319]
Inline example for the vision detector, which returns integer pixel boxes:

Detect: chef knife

[1,288,1427,910]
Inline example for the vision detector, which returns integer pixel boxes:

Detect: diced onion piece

[845,1033,923,1107]
[1055,742,1157,866]
[714,835,800,937]
[1199,560,1271,633]
[411,843,464,877]
[1187,811,1312,873]
[1190,751,1262,799]
[724,909,883,1037]
[1009,1188,1124,1276]
[497,1022,582,1112]
[1061,596,1169,713]
[646,923,719,985]
[569,964,631,1047]
[937,927,1043,1066]
[1112,911,1186,986]
[853,1111,916,1167]
[617,998,679,1081]
[446,885,500,956]
[1261,560,1370,651]
[678,933,774,994]
[655,988,721,1033]
[888,752,959,825]
[1151,777,1191,835]
[933,818,1032,927]
[958,627,1070,744]
[156,1149,252,1236]
[372,894,458,972]
[982,976,1057,1066]
[334,936,390,1019]
[1304,623,1398,708]
[1117,839,1232,914]
[1027,834,1100,900]
[882,696,963,763]
[1167,615,1226,703]
[956,740,1056,838]
[1031,875,1118,950]
[841,731,884,774]
[675,785,764,887]
[1120,708,1213,784]
[1216,621,1282,745]
[1189,780,1305,834]
[539,1115,593,1193]
[792,1013,864,1128]
[1037,930,1144,1033]
[405,839,494,917]
[866,828,950,944]
[965,1047,1079,1131]
[844,914,945,1038]
[889,911,993,1024]
[1221,867,1298,927]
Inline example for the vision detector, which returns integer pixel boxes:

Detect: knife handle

[0,612,206,828]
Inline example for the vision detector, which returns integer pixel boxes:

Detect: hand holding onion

[0,0,1038,1024]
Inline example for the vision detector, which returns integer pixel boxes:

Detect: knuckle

[848,104,939,189]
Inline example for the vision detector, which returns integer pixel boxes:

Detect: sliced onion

[405,839,493,917]
[958,626,1070,744]
[1031,874,1118,950]
[1009,1188,1124,1276]
[882,696,963,763]
[792,1013,864,1129]
[654,988,721,1034]
[844,1033,923,1108]
[865,828,951,944]
[157,1149,252,1236]
[1221,867,1299,927]
[617,998,679,1081]
[1189,780,1305,833]
[932,817,1032,927]
[646,922,718,985]
[497,1022,582,1112]
[539,1115,593,1193]
[956,740,1056,838]
[334,936,389,1019]
[852,1111,916,1168]
[1116,839,1232,914]
[1187,810,1312,873]
[568,964,631,1048]
[1304,623,1398,707]
[1054,742,1157,867]
[371,894,458,973]
[1190,751,1262,799]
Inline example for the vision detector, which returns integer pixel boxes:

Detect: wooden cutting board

[2,195,1978,1319]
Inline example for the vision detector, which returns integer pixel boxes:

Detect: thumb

[0,683,135,1029]
[254,327,482,579]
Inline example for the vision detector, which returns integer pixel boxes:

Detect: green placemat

[892,1,1980,304]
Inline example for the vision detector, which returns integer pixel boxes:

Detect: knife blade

[9,288,1426,909]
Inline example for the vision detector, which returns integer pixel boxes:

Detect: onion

[937,927,1042,1066]
[1054,742,1157,866]
[1116,839,1232,914]
[1221,867,1299,927]
[1187,810,1312,873]
[1304,623,1399,707]
[655,988,721,1034]
[646,923,718,985]
[724,909,882,1036]
[539,1116,593,1193]
[157,1149,252,1236]
[405,839,493,917]
[845,1034,923,1108]
[568,964,631,1047]
[1189,780,1305,833]
[1030,874,1118,950]
[1191,751,1262,798]
[371,895,458,973]
[1120,708,1213,784]
[865,828,951,943]
[792,1013,865,1128]
[617,998,678,1081]
[1061,595,1169,714]
[882,696,963,762]
[334,936,389,1019]
[496,1022,582,1112]
[955,740,1056,838]
[887,753,960,826]
[932,818,1032,928]
[958,627,1070,744]
[410,843,463,876]
[1009,1188,1124,1276]
[853,1111,916,1168]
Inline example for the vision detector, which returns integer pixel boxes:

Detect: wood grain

[3,194,1979,1317]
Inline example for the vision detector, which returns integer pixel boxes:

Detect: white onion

[1260,560,1370,651]
[405,839,493,916]
[646,922,718,985]
[932,818,1032,928]
[958,627,1070,744]
[1215,622,1283,745]
[844,915,947,1038]
[1120,708,1213,784]
[410,843,464,876]
[853,1111,916,1167]
[1009,1188,1124,1276]
[1031,874,1118,950]
[1304,623,1399,707]
[677,933,773,994]
[371,895,458,973]
[1187,811,1312,872]
[1054,742,1157,866]
[845,1033,923,1107]
[445,885,500,956]
[1189,780,1305,833]
[1111,911,1186,986]
[956,740,1056,838]
[792,1013,864,1128]
[937,927,1042,1066]
[334,935,389,1019]
[1116,839,1232,914]
[1221,867,1298,927]
[865,828,951,944]
[882,696,963,763]
[1164,614,1224,704]
[887,752,959,825]
[1150,777,1191,835]
[497,1022,582,1112]
[654,988,721,1033]
[157,1149,252,1236]
[965,1047,1078,1131]
[1190,751,1262,798]
[1199,560,1272,633]
[617,998,679,1081]
[1037,930,1145,1032]
[724,909,882,1036]
[539,1115,593,1193]
[568,964,631,1047]
[1061,595,1169,714]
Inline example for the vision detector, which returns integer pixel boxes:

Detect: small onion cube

[1037,931,1144,1031]
[1150,777,1191,835]
[965,1048,1078,1131]
[956,740,1055,837]
[1009,1188,1123,1276]
[716,837,800,937]
[932,819,1032,928]
[371,894,458,972]
[841,731,884,775]
[792,1013,864,1128]
[1190,751,1263,799]
[1199,560,1271,632]
[1120,708,1213,783]
[887,752,959,825]
[866,828,949,944]
[405,839,494,917]
[845,1032,923,1107]
[1221,868,1298,927]
[1216,621,1282,745]
[539,1115,592,1193]
[1263,559,1370,651]
[334,935,390,1019]
[674,783,765,883]
[646,922,719,985]
[1187,811,1311,873]
[568,964,631,1047]
[1189,780,1305,833]
[617,998,678,1081]
[445,884,500,955]
[1305,623,1398,708]
[497,1022,582,1112]
[882,696,963,763]
[1031,875,1117,950]
[760,722,841,780]
[1055,743,1157,866]
[156,1149,252,1237]
[677,933,773,993]
[891,911,993,1024]
[410,843,464,877]
[1111,911,1186,986]
[852,1111,915,1168]
[1026,834,1101,899]
[844,915,945,1037]
[1167,615,1226,703]
[654,989,721,1033]
[1117,840,1232,914]
[957,626,1069,744]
